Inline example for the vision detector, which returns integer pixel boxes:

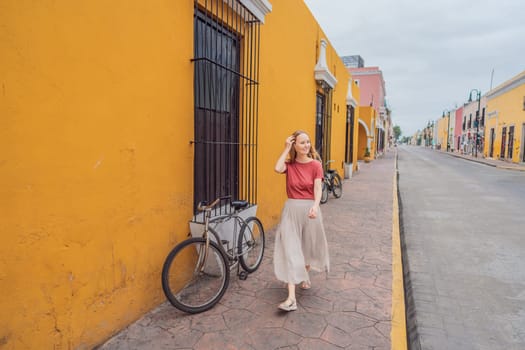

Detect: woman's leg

[279,283,298,311]
[287,283,296,301]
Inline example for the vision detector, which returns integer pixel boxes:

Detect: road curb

[444,152,496,167]
[496,165,525,171]
[391,150,408,350]
[442,151,525,171]
[395,151,422,350]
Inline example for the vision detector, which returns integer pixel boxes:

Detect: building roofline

[486,70,525,99]
[348,67,386,97]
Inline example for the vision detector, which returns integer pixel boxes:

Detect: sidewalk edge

[496,165,525,171]
[391,150,407,350]
[443,151,525,171]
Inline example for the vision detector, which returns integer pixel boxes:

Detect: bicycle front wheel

[161,237,229,314]
[238,217,265,273]
[320,179,329,204]
[332,173,343,198]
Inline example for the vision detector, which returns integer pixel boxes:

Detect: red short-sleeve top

[285,160,324,199]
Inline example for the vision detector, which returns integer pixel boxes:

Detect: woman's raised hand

[285,135,295,148]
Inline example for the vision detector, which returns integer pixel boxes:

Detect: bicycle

[161,196,265,314]
[320,160,343,204]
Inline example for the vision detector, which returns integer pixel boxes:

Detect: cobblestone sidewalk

[99,151,396,350]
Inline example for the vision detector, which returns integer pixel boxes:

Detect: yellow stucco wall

[485,72,525,162]
[437,116,449,148]
[485,115,498,157]
[1,1,195,348]
[1,0,356,349]
[357,106,375,160]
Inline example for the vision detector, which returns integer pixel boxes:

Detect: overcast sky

[303,0,525,136]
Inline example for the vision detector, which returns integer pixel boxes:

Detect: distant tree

[393,125,402,141]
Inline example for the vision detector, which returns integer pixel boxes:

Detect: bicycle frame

[321,160,343,204]
[208,214,245,259]
[198,202,257,273]
[324,172,334,191]
[161,196,264,313]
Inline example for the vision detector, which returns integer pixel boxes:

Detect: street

[397,146,525,349]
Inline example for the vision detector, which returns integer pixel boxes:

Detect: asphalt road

[397,146,525,350]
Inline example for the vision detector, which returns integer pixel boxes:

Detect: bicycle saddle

[231,200,249,211]
[326,169,336,174]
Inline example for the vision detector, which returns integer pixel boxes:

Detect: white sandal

[278,299,297,311]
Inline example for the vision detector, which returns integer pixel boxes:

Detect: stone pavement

[98,151,397,350]
[441,150,525,171]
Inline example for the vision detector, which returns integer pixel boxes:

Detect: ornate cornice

[238,0,272,24]
[314,39,337,89]
[346,80,357,107]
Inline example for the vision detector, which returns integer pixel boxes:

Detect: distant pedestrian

[273,130,330,311]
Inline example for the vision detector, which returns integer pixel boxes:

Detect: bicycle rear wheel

[238,217,265,273]
[320,178,329,204]
[161,237,229,314]
[332,173,343,198]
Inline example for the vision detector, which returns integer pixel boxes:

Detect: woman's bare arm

[308,178,322,218]
[275,135,294,173]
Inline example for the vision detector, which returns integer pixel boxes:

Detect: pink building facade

[348,66,390,154]
[349,67,386,110]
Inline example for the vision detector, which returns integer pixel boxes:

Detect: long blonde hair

[288,130,321,162]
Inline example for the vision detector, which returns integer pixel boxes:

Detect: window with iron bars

[345,105,355,164]
[316,88,333,169]
[192,0,260,219]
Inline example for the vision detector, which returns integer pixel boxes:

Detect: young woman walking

[273,130,330,311]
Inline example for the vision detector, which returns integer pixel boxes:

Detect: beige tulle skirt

[273,199,330,284]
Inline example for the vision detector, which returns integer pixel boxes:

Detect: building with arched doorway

[347,65,390,159]
[357,106,377,160]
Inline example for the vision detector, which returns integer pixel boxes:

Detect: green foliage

[364,147,371,157]
[393,125,402,141]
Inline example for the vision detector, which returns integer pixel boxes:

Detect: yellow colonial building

[436,114,450,150]
[0,0,361,348]
[357,106,376,160]
[485,70,525,162]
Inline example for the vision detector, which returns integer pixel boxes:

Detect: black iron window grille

[377,129,384,152]
[315,88,333,169]
[508,126,514,159]
[345,106,355,164]
[192,0,261,219]
[500,127,507,159]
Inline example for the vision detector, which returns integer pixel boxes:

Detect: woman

[273,130,330,311]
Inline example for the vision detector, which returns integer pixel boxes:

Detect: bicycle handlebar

[197,195,231,212]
